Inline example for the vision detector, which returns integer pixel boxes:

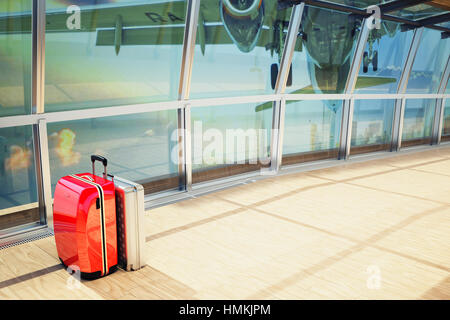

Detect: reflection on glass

[0,125,39,230]
[47,111,179,195]
[0,1,32,117]
[391,4,444,20]
[289,6,361,94]
[402,99,435,146]
[442,99,450,142]
[324,0,370,8]
[191,102,272,183]
[406,28,449,94]
[351,99,395,154]
[190,0,292,98]
[283,100,342,164]
[355,22,413,93]
[45,0,186,112]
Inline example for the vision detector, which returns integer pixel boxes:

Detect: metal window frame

[178,0,200,101]
[432,56,450,145]
[37,119,53,227]
[2,93,449,129]
[339,18,371,160]
[339,98,355,159]
[270,3,305,172]
[270,98,285,172]
[391,27,424,151]
[31,0,52,228]
[177,0,200,191]
[275,3,305,95]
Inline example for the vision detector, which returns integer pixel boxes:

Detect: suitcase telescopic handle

[91,155,108,179]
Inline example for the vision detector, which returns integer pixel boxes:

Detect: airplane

[255,0,400,113]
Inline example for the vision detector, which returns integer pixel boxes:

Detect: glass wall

[1,1,450,237]
[0,0,32,117]
[402,99,435,147]
[354,22,413,94]
[47,111,180,195]
[350,99,395,155]
[282,100,342,165]
[288,6,361,95]
[191,102,272,183]
[0,126,39,232]
[406,28,449,94]
[0,2,39,233]
[189,1,292,98]
[45,0,187,112]
[442,99,450,142]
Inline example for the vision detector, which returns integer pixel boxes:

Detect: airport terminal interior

[0,0,449,299]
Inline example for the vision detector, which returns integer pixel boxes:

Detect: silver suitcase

[114,176,146,271]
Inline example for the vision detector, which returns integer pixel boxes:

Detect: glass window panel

[406,28,449,94]
[438,22,450,29]
[355,22,413,94]
[282,100,342,165]
[442,99,450,142]
[390,4,444,20]
[191,102,272,183]
[45,0,187,112]
[350,99,395,155]
[189,1,292,98]
[0,1,32,117]
[0,125,39,231]
[402,99,435,146]
[323,1,375,8]
[47,111,180,195]
[288,6,362,94]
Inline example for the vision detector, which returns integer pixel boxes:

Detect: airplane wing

[96,23,279,49]
[0,1,186,34]
[354,75,397,89]
[255,76,397,112]
[97,23,234,47]
[254,85,314,113]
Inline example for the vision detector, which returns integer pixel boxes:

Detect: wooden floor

[1,147,450,299]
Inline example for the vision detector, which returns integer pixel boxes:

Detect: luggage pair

[53,155,145,279]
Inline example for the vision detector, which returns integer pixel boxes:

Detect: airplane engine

[222,0,262,18]
[220,0,265,53]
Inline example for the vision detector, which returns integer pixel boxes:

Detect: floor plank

[350,169,450,204]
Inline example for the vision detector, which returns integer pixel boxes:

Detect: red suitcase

[53,155,118,279]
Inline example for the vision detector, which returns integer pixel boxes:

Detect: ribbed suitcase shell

[114,176,146,271]
[53,173,118,279]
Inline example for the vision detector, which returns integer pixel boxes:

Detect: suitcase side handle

[91,155,108,179]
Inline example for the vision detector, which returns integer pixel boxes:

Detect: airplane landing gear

[363,51,369,73]
[271,63,278,90]
[271,63,293,90]
[362,50,378,73]
[372,50,378,72]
